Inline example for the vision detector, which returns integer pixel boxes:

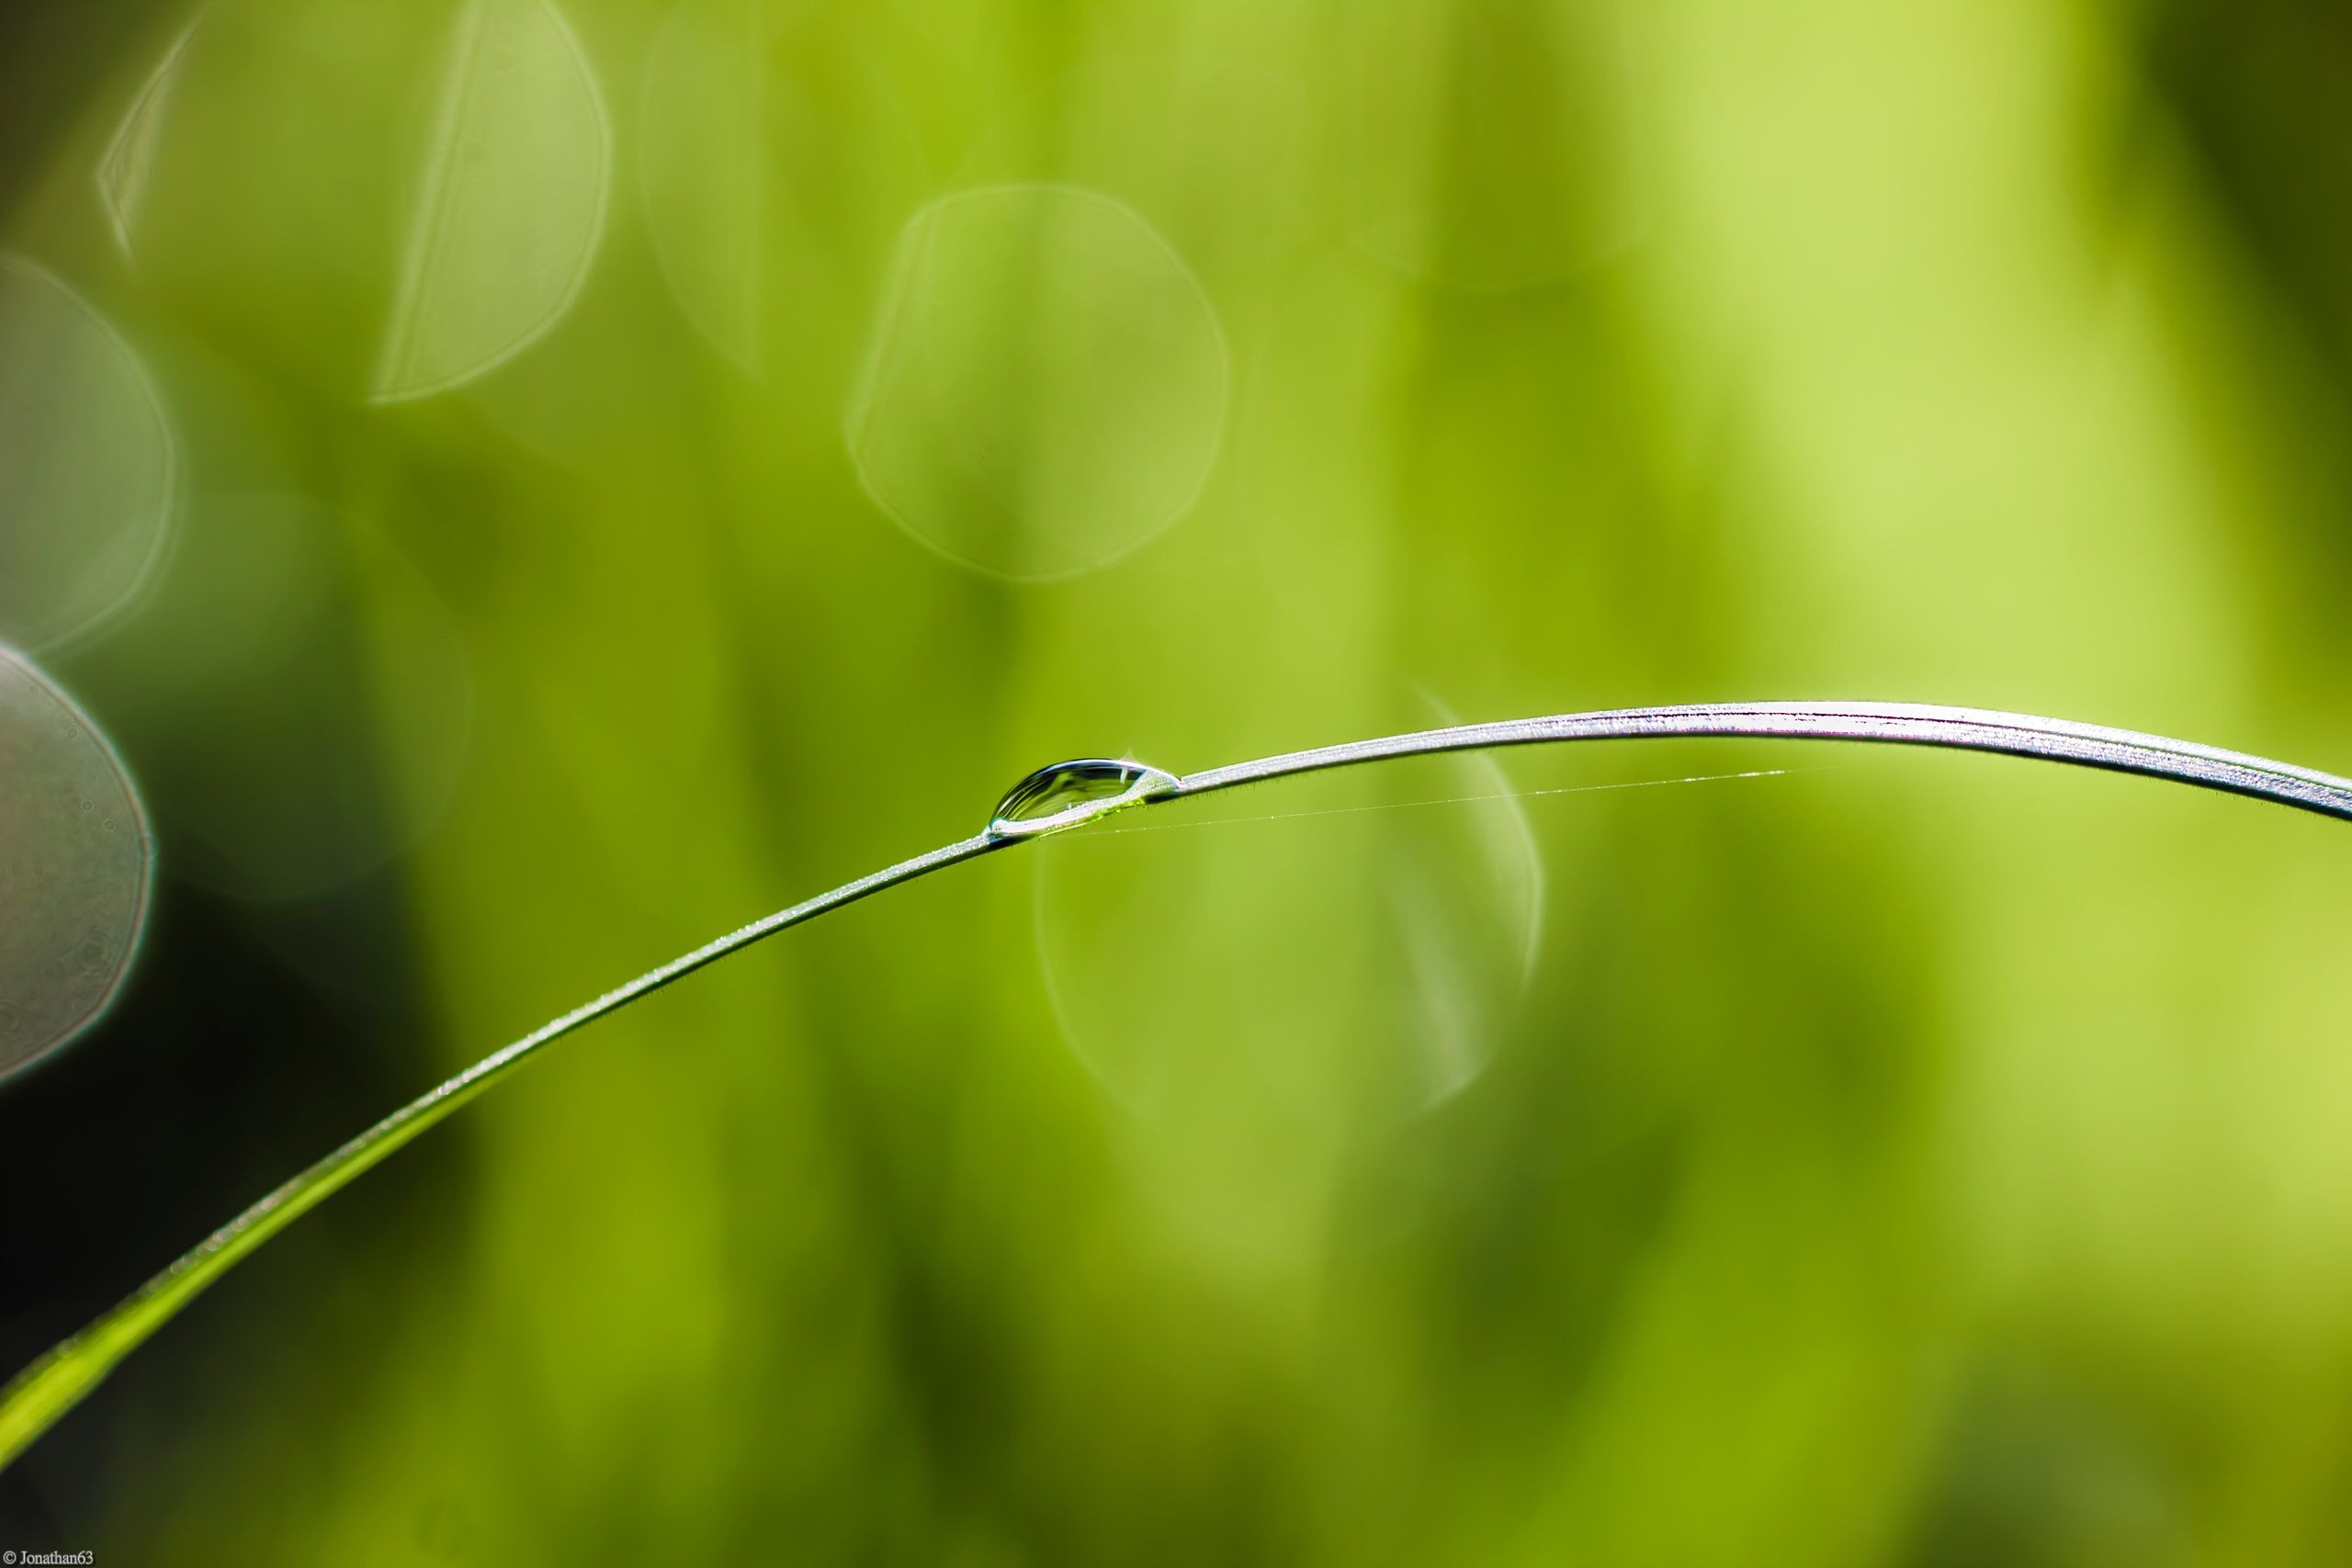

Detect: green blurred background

[6,0,2352,1562]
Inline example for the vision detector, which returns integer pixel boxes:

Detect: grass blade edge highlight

[6,700,2350,1472]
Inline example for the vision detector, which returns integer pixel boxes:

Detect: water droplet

[987,758,1178,840]
[0,649,151,1078]
[846,184,1229,581]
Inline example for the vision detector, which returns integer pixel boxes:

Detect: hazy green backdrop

[6,0,2352,1562]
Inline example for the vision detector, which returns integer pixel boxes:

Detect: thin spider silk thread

[1079,765,1813,839]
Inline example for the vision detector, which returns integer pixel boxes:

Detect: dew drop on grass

[846,184,1230,581]
[0,258,176,652]
[372,0,610,403]
[989,758,1179,840]
[0,649,151,1079]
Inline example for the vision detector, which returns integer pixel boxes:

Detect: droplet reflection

[989,758,1179,840]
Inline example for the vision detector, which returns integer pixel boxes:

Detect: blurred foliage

[4,0,2352,1562]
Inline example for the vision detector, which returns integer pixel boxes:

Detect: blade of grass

[6,700,2349,1472]
[1171,701,2352,818]
[0,831,1003,1470]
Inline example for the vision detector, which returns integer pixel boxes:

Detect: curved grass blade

[6,700,2351,1471]
[0,832,1001,1471]
[1171,702,2352,819]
